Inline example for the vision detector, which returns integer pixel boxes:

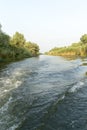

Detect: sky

[0,0,87,52]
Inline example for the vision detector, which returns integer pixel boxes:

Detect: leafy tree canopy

[0,24,2,32]
[80,34,87,44]
[0,32,10,47]
[10,32,26,47]
[25,42,39,56]
[0,24,10,47]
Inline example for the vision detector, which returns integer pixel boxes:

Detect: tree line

[46,34,87,57]
[0,24,39,62]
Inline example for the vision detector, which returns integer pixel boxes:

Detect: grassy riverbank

[45,34,87,58]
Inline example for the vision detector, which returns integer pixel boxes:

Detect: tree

[25,42,39,56]
[10,32,26,47]
[0,32,10,46]
[80,34,87,44]
[0,24,2,32]
[0,24,10,46]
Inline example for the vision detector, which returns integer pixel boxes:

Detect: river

[0,55,87,130]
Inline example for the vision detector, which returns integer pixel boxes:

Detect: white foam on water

[0,79,22,97]
[15,80,22,88]
[61,95,65,100]
[53,94,65,107]
[0,96,12,113]
[70,120,75,128]
[69,81,84,93]
[79,82,84,86]
[4,89,8,92]
[8,123,20,130]
[5,79,11,85]
[0,68,23,97]
[57,94,65,102]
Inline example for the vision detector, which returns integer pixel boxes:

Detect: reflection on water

[0,55,87,130]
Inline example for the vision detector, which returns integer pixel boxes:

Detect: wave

[0,96,12,114]
[0,78,22,97]
[8,123,20,130]
[68,81,84,93]
[0,68,24,97]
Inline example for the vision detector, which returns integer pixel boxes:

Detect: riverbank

[0,26,40,64]
[45,34,87,58]
[0,55,40,70]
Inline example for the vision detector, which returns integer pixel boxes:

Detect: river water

[0,55,87,130]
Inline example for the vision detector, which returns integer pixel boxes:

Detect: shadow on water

[81,63,87,66]
[60,56,79,61]
[0,62,9,70]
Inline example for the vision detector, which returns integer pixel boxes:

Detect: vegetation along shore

[45,34,87,58]
[0,24,39,63]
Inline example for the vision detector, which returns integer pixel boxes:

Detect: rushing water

[0,55,87,130]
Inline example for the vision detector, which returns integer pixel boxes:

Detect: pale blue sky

[0,0,87,52]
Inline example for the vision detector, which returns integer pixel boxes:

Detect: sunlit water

[0,55,87,130]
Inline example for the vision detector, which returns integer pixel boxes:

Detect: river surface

[0,55,87,130]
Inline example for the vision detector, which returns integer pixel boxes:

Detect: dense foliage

[0,25,39,62]
[46,34,87,57]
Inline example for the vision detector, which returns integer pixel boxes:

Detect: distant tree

[25,42,39,56]
[0,32,10,46]
[0,24,2,32]
[0,24,10,46]
[10,32,26,47]
[80,34,87,44]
